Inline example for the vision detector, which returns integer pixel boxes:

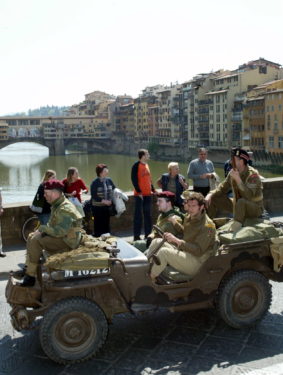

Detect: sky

[0,0,282,115]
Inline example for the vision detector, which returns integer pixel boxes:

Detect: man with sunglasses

[150,191,216,281]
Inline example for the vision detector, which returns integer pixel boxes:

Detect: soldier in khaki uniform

[150,192,216,280]
[205,148,263,232]
[18,180,83,286]
[133,191,183,252]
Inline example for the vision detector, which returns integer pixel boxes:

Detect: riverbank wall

[1,177,283,247]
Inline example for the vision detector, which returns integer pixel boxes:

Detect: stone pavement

[1,278,283,375]
[1,221,283,374]
[0,244,26,280]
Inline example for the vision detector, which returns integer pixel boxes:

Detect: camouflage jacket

[39,195,83,249]
[211,166,263,207]
[149,209,184,239]
[177,211,216,257]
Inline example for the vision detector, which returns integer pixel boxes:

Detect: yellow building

[264,83,283,153]
[197,58,280,150]
[242,79,283,153]
[242,96,265,150]
[134,96,156,141]
[0,119,9,140]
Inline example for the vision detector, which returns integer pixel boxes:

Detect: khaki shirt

[177,211,216,257]
[148,209,184,239]
[39,195,83,249]
[212,166,263,207]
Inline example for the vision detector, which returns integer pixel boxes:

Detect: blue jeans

[133,196,152,238]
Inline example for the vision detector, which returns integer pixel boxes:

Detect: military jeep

[5,233,283,365]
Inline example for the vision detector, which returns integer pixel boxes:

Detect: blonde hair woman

[157,162,188,208]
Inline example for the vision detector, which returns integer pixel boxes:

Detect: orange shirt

[134,162,152,196]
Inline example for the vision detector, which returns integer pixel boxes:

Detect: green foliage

[13,105,70,117]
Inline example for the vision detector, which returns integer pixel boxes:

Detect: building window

[279,137,283,149]
[269,136,274,148]
[267,115,271,130]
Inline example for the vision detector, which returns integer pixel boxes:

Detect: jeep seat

[161,266,191,283]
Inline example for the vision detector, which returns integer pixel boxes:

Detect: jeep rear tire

[39,297,108,364]
[216,270,272,329]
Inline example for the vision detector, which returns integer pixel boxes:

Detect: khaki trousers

[149,239,209,279]
[207,195,263,223]
[26,232,71,277]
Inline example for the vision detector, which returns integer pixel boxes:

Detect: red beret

[157,191,175,199]
[44,179,64,191]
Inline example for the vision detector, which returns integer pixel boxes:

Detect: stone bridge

[0,137,112,155]
[0,116,114,155]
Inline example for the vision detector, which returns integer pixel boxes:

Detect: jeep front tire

[40,297,108,364]
[216,270,272,329]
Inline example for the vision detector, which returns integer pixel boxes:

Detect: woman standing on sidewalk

[90,164,116,237]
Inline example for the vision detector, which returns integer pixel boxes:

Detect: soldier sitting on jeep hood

[149,191,217,281]
[205,147,264,233]
[16,179,83,287]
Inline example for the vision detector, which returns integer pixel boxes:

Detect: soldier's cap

[44,179,64,192]
[157,191,175,199]
[232,147,250,161]
[181,189,191,200]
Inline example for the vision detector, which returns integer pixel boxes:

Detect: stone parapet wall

[0,195,159,246]
[262,177,283,214]
[1,177,283,246]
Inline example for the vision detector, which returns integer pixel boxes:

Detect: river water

[0,142,281,204]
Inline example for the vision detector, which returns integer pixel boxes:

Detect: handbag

[30,193,44,213]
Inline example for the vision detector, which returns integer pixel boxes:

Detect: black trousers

[193,186,210,197]
[92,206,111,237]
[133,196,152,238]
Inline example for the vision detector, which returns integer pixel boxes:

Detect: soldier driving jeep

[14,179,84,286]
[133,191,184,252]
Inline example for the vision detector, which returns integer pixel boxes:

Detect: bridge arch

[0,139,48,151]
